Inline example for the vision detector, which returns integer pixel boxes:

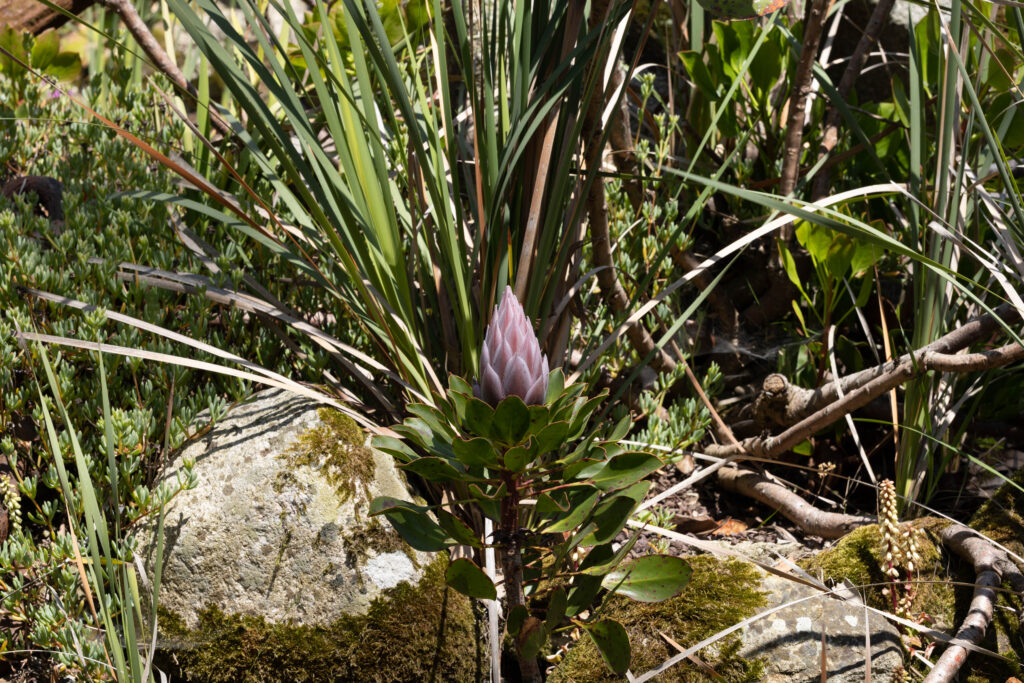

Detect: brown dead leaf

[710,518,749,536]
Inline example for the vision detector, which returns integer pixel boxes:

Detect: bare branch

[97,0,232,137]
[755,304,1020,428]
[811,0,896,199]
[717,467,872,538]
[711,339,1023,460]
[778,0,831,238]
[924,525,1024,683]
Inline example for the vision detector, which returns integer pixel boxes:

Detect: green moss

[155,554,487,682]
[805,510,1023,682]
[548,556,768,682]
[280,408,376,505]
[801,522,954,629]
[970,466,1024,559]
[341,518,415,571]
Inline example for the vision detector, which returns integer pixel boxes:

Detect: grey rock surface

[143,388,430,629]
[739,573,903,683]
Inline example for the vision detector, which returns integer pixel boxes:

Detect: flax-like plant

[102,0,636,418]
[24,340,188,683]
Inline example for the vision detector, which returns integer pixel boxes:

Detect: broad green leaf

[567,394,606,439]
[545,368,565,404]
[536,490,571,515]
[406,402,455,439]
[601,555,693,602]
[448,374,473,397]
[536,420,570,454]
[369,497,449,551]
[578,533,641,575]
[452,437,499,468]
[584,620,631,675]
[463,397,494,438]
[504,440,537,473]
[507,603,528,636]
[493,395,530,444]
[468,482,507,521]
[679,51,717,97]
[30,29,59,70]
[398,456,469,483]
[606,414,631,442]
[371,435,418,463]
[614,480,652,504]
[519,617,547,660]
[567,543,612,616]
[445,558,496,600]
[436,509,481,548]
[0,28,27,76]
[580,495,638,546]
[541,489,600,533]
[545,588,567,634]
[587,452,662,492]
[527,405,550,436]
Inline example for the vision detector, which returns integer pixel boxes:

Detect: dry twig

[97,0,232,137]
[717,466,872,538]
[924,525,1024,683]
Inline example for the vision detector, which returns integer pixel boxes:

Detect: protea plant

[476,286,549,407]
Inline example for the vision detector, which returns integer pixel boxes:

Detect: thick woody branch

[755,304,1020,428]
[811,0,896,200]
[583,53,675,374]
[97,0,232,138]
[717,467,872,538]
[778,0,831,239]
[0,0,96,35]
[710,339,1024,459]
[924,525,1024,683]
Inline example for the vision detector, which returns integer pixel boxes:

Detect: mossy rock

[804,493,1024,682]
[548,555,768,682]
[801,522,955,631]
[155,554,488,682]
[970,466,1024,560]
[141,388,490,681]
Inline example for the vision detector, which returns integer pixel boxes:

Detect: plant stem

[499,471,541,682]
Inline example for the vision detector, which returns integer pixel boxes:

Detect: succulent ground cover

[0,0,1023,681]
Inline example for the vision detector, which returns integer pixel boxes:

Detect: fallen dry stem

[716,466,873,538]
[710,339,1023,460]
[924,524,1024,683]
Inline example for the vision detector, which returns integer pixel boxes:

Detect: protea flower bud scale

[477,287,549,406]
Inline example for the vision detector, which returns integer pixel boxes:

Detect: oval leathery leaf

[584,619,631,675]
[369,497,450,551]
[601,555,693,602]
[445,557,496,600]
[452,436,499,468]
[493,395,530,444]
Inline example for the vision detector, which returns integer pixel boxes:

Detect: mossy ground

[155,554,487,682]
[801,522,954,629]
[803,471,1024,683]
[548,555,768,682]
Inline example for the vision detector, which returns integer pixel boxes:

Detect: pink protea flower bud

[476,287,549,406]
